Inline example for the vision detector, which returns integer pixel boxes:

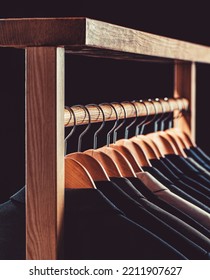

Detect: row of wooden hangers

[64,97,195,189]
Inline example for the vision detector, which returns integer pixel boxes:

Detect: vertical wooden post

[174,62,196,142]
[26,47,65,259]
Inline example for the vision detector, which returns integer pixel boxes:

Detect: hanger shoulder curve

[98,146,137,177]
[147,132,177,155]
[84,149,122,178]
[130,136,160,159]
[165,129,187,157]
[65,158,96,189]
[109,143,143,172]
[171,127,194,148]
[113,139,151,167]
[66,152,110,181]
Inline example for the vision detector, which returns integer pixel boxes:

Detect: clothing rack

[1,17,210,260]
[64,98,189,127]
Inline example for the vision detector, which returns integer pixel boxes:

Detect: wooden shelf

[0,17,203,260]
[1,17,210,63]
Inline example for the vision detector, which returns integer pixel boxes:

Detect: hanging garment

[64,187,188,260]
[187,157,210,177]
[184,147,210,171]
[0,186,186,260]
[189,146,210,164]
[143,162,210,213]
[125,176,210,239]
[95,180,210,259]
[163,154,210,192]
[110,176,210,251]
[148,159,210,211]
[135,172,210,230]
[0,187,25,260]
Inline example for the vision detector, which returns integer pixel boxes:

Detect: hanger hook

[73,104,91,152]
[99,103,119,147]
[154,98,166,132]
[168,98,175,129]
[64,106,77,156]
[122,101,138,139]
[140,98,158,134]
[111,102,127,143]
[160,97,173,130]
[135,100,150,136]
[148,99,161,132]
[86,103,106,149]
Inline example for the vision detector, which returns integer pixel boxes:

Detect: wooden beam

[174,62,196,141]
[26,47,65,259]
[0,18,210,63]
[0,18,85,47]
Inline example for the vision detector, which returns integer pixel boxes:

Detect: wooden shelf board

[0,17,210,63]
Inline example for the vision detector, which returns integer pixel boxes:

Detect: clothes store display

[2,17,210,260]
[2,109,210,260]
[2,96,210,260]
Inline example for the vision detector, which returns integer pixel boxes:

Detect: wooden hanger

[96,102,138,177]
[66,103,121,180]
[110,101,150,169]
[114,139,151,165]
[66,152,110,181]
[84,149,123,177]
[128,99,163,159]
[146,132,177,155]
[143,99,177,156]
[109,142,144,171]
[130,135,161,159]
[98,146,137,177]
[169,99,194,148]
[170,127,193,148]
[164,129,188,156]
[110,102,150,172]
[65,158,96,189]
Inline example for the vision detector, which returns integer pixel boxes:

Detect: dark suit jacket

[95,180,210,260]
[184,147,210,170]
[127,174,210,239]
[145,161,210,213]
[0,186,186,260]
[110,177,210,252]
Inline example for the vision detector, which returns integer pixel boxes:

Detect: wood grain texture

[84,149,123,177]
[98,146,137,177]
[1,18,210,63]
[174,62,196,141]
[65,158,96,189]
[26,47,64,260]
[85,18,210,63]
[64,98,189,127]
[66,152,109,181]
[0,18,85,47]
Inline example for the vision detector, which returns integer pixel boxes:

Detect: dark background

[1,1,210,202]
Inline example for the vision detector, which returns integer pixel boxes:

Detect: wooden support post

[26,47,65,259]
[174,62,196,142]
